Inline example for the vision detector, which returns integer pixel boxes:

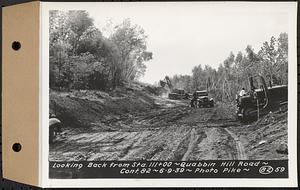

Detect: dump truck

[190,90,214,108]
[236,75,288,122]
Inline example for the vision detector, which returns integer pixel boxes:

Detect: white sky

[84,2,291,84]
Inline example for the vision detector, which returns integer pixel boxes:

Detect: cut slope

[50,86,158,129]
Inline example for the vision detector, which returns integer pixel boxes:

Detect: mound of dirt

[228,111,288,160]
[50,85,159,129]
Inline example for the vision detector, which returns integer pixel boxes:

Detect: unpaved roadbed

[50,92,287,161]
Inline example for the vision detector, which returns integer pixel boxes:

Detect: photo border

[40,1,298,187]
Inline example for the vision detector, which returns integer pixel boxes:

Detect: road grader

[236,75,288,122]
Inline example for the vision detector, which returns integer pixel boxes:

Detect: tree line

[168,33,288,102]
[50,11,152,91]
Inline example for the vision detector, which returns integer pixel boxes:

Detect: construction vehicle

[168,89,189,100]
[160,76,190,100]
[49,101,63,143]
[49,114,62,143]
[190,90,214,108]
[236,75,287,122]
[159,76,173,89]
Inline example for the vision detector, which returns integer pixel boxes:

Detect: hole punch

[12,143,22,152]
[12,41,21,51]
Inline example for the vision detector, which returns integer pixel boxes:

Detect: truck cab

[191,90,214,108]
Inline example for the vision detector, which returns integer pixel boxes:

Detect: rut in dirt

[224,128,248,160]
[50,101,250,161]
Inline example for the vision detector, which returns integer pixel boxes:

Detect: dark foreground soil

[49,86,288,161]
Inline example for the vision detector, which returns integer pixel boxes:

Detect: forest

[50,11,288,103]
[168,33,288,102]
[50,10,152,91]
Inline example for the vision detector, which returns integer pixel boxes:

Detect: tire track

[224,128,248,160]
[181,128,197,161]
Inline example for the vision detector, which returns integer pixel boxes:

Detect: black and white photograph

[46,2,296,181]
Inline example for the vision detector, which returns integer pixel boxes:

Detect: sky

[84,2,291,84]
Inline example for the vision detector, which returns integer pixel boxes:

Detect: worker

[239,88,246,97]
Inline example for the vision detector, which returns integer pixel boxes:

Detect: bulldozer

[236,75,287,122]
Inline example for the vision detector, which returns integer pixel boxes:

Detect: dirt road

[50,98,252,161]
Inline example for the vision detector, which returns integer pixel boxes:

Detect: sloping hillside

[50,83,174,130]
